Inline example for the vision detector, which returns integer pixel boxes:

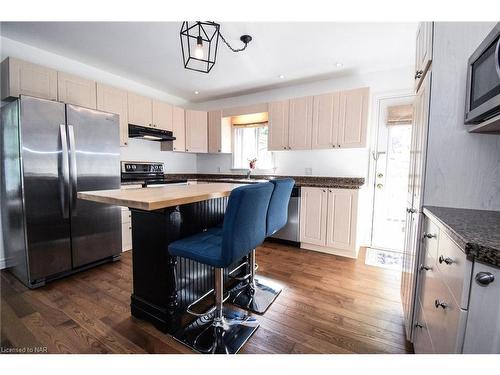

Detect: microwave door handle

[59,125,70,219]
[68,125,78,216]
[495,38,500,79]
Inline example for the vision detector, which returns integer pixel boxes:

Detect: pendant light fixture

[180,21,252,73]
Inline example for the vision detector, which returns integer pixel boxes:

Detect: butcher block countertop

[78,183,242,211]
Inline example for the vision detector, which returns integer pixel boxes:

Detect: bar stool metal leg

[173,268,260,354]
[230,249,283,314]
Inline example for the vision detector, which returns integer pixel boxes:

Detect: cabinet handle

[283,146,286,150]
[218,149,221,152]
[423,232,436,239]
[332,144,335,148]
[434,299,448,309]
[322,189,326,192]
[419,264,432,271]
[476,272,495,286]
[128,226,132,230]
[337,144,340,148]
[438,255,454,265]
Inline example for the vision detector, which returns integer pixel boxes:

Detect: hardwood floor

[0,243,413,354]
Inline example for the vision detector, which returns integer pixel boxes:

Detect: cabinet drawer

[422,217,439,263]
[436,232,470,308]
[421,268,465,353]
[413,297,435,354]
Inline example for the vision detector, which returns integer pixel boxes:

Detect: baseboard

[300,242,359,259]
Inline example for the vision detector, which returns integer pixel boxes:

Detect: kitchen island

[78,183,246,334]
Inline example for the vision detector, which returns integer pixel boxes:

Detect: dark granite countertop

[423,206,500,268]
[162,173,365,189]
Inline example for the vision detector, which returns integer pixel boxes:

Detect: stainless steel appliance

[1,95,122,288]
[128,124,176,141]
[465,22,500,125]
[270,186,300,244]
[121,161,187,187]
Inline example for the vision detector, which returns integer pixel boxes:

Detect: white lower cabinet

[300,187,358,258]
[121,207,132,252]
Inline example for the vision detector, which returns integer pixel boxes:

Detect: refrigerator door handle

[68,125,78,216]
[59,124,70,219]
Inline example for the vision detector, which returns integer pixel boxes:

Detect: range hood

[128,124,176,142]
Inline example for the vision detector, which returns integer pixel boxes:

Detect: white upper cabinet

[415,22,433,91]
[208,110,231,153]
[312,92,340,149]
[96,83,129,146]
[57,72,97,109]
[153,100,173,131]
[185,110,208,153]
[172,106,186,152]
[268,100,290,151]
[127,92,153,128]
[1,57,58,101]
[288,96,313,150]
[338,87,369,148]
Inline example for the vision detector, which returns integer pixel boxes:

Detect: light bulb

[195,36,204,59]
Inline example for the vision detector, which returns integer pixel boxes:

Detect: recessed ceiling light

[335,62,343,68]
[194,90,199,95]
[279,74,285,79]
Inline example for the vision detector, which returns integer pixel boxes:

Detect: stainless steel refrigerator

[1,95,121,288]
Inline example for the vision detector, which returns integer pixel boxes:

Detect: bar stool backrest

[221,182,274,267]
[266,178,295,236]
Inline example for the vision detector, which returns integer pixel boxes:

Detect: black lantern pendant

[180,21,252,73]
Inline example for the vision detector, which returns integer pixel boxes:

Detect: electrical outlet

[305,168,312,175]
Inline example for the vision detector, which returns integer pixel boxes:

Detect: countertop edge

[423,206,500,268]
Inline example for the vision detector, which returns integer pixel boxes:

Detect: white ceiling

[0,22,417,102]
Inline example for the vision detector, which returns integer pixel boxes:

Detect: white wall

[424,22,500,211]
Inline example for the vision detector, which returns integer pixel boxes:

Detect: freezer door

[19,96,72,281]
[66,104,121,267]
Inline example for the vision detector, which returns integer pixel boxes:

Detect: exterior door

[288,96,313,150]
[267,100,289,151]
[66,104,121,268]
[325,188,358,251]
[371,95,413,252]
[312,92,339,149]
[19,96,73,280]
[338,87,369,148]
[299,187,328,246]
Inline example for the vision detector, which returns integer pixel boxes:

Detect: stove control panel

[121,161,164,174]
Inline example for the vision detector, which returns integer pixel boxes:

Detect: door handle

[495,38,500,80]
[59,125,70,219]
[68,125,78,216]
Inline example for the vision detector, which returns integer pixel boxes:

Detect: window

[232,125,274,170]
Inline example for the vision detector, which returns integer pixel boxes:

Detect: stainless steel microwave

[465,22,500,124]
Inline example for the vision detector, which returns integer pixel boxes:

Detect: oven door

[465,23,500,124]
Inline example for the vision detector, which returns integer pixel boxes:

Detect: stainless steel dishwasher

[270,186,300,245]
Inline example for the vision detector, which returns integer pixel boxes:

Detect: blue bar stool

[231,178,295,314]
[168,182,274,354]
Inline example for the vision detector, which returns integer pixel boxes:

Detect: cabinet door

[185,110,208,153]
[96,83,129,146]
[288,96,313,150]
[57,72,96,109]
[325,188,358,251]
[415,22,433,91]
[128,92,152,128]
[171,106,186,152]
[299,187,328,246]
[413,297,435,354]
[312,92,340,149]
[463,262,500,354]
[338,87,369,148]
[1,57,58,101]
[153,100,173,130]
[208,110,222,153]
[268,100,289,151]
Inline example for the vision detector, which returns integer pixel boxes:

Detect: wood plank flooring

[0,243,413,354]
